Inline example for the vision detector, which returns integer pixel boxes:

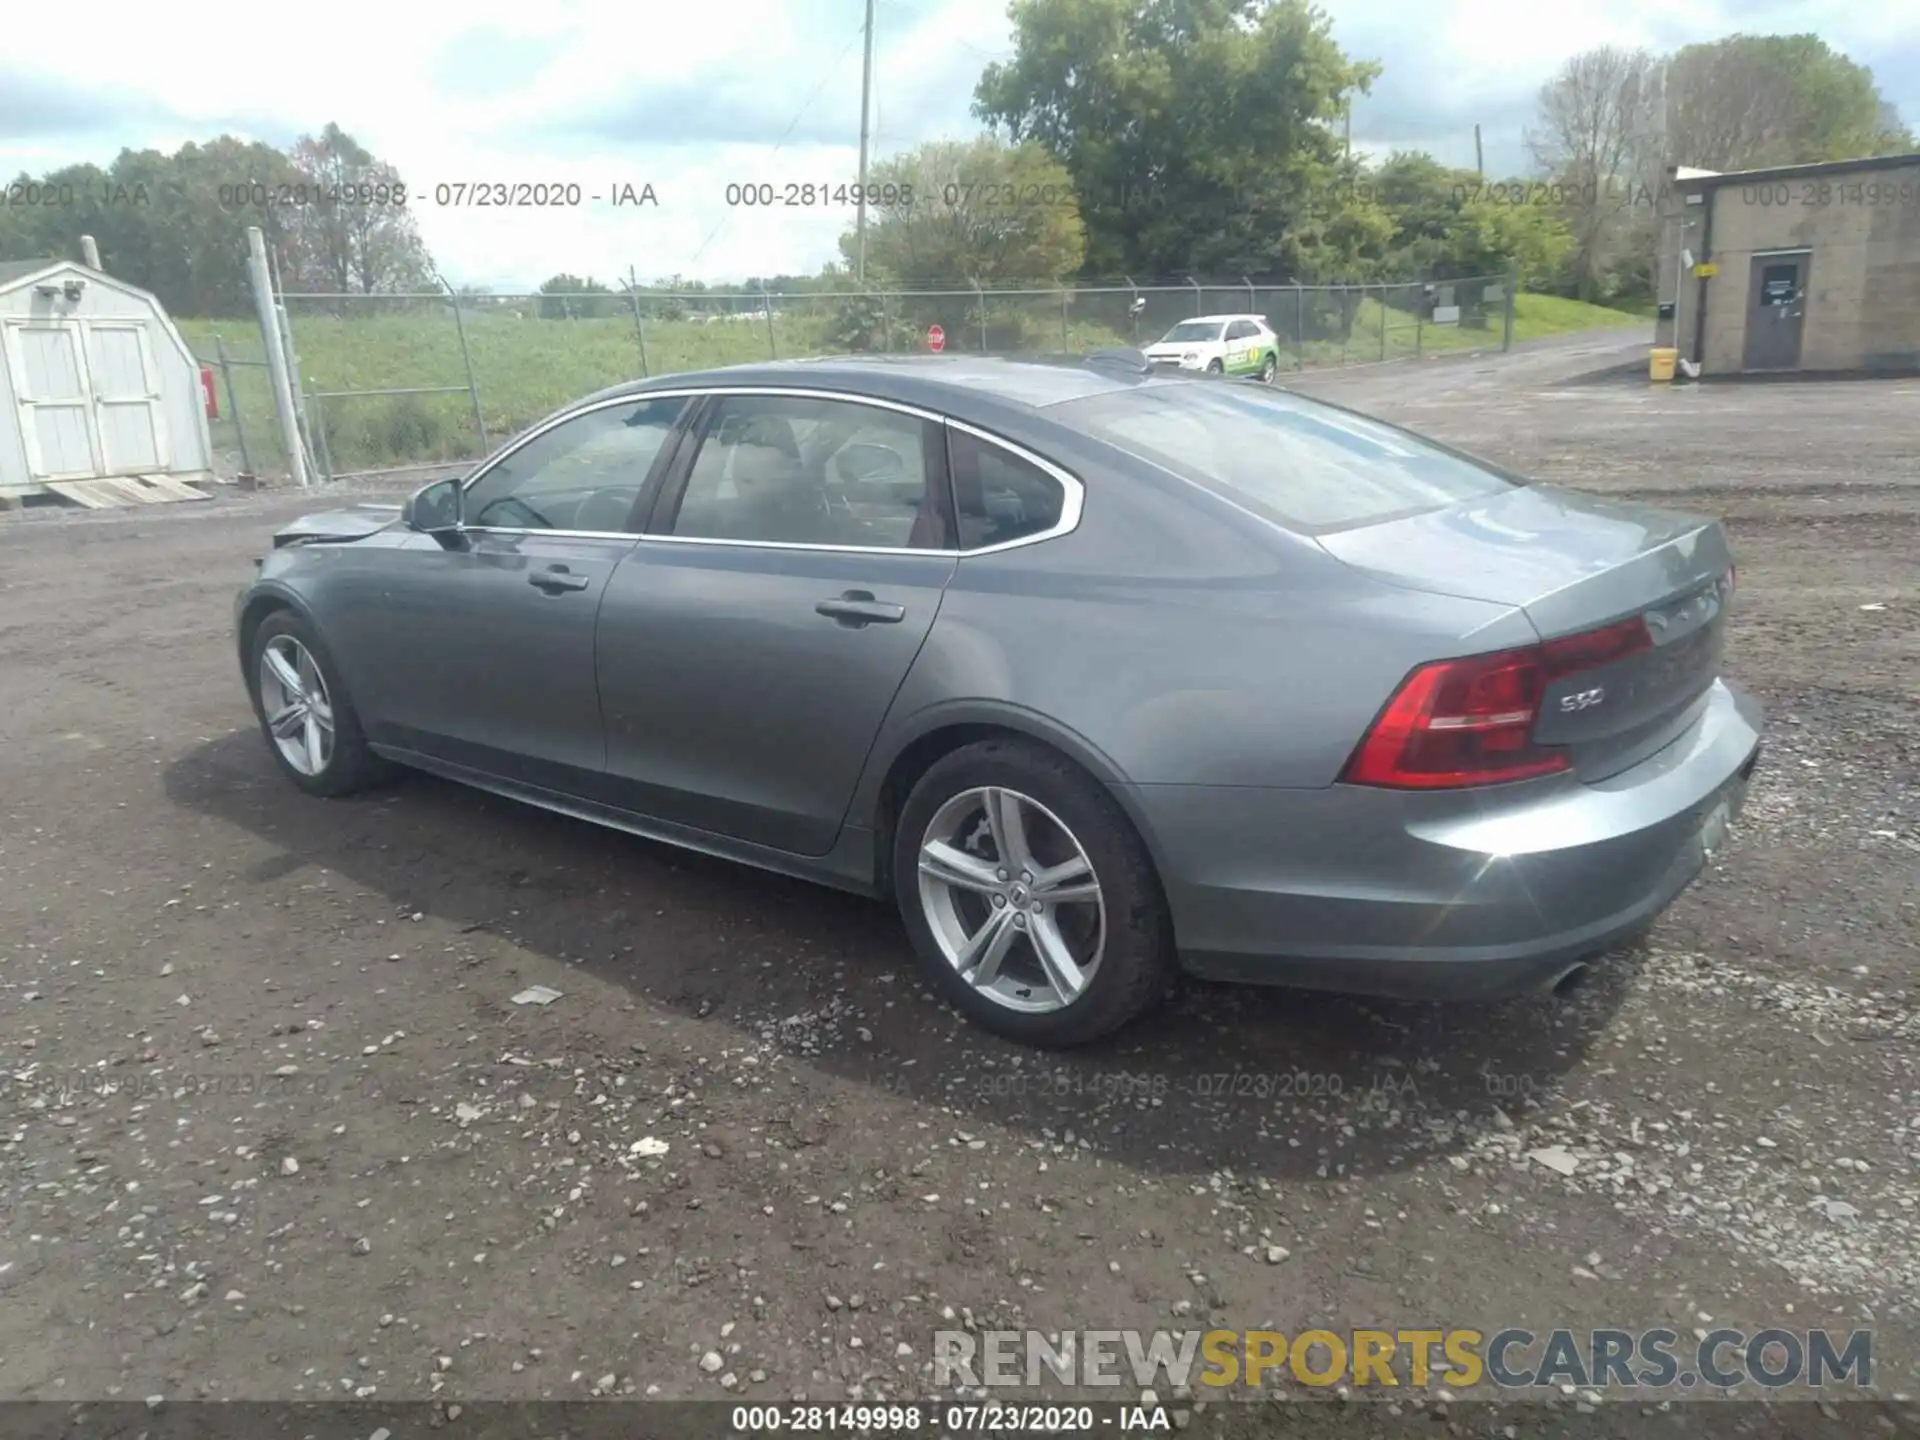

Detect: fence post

[1502,261,1518,351]
[1293,283,1304,367]
[971,278,986,352]
[1186,276,1202,317]
[1379,283,1388,361]
[266,243,314,463]
[1341,286,1350,365]
[1415,292,1424,358]
[760,280,777,359]
[213,334,252,477]
[881,291,894,353]
[1060,287,1070,351]
[1241,275,1255,315]
[442,277,489,454]
[626,266,651,378]
[244,226,307,488]
[309,380,334,484]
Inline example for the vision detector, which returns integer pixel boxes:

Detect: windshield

[1054,383,1518,532]
[1158,321,1224,344]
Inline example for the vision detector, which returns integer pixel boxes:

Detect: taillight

[1342,616,1652,790]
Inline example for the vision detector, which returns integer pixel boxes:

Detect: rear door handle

[816,590,906,626]
[529,568,591,593]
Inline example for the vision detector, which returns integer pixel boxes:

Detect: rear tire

[892,738,1177,1047]
[1258,352,1277,383]
[246,610,394,798]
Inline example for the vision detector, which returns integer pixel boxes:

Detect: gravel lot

[1,332,1915,1435]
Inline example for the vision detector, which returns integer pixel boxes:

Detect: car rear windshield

[1159,322,1223,344]
[1053,383,1518,531]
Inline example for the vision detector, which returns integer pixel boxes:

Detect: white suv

[1143,314,1282,380]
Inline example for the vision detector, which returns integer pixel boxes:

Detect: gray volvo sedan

[236,352,1761,1047]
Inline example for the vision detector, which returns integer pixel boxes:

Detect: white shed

[0,258,214,503]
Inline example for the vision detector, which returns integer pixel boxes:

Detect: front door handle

[816,590,906,626]
[529,568,591,594]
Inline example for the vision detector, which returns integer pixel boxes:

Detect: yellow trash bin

[1649,347,1678,382]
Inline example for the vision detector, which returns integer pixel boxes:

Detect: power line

[688,18,869,266]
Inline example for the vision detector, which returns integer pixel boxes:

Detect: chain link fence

[243,271,1514,483]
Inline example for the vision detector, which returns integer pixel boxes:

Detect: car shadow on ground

[166,734,1636,1182]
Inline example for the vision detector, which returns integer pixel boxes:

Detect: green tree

[973,0,1377,280]
[1663,35,1912,170]
[282,123,433,299]
[536,273,621,319]
[838,137,1085,288]
[1367,153,1575,290]
[0,128,435,316]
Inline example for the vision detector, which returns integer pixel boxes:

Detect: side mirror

[404,478,465,537]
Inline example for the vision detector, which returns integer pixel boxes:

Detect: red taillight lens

[1342,615,1652,790]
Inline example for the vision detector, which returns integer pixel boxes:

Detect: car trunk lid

[1318,484,1735,780]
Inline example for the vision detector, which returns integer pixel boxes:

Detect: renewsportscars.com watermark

[935,1328,1872,1392]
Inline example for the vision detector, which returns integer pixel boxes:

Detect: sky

[2,0,1915,293]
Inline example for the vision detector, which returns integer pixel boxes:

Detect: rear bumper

[1131,678,1763,1001]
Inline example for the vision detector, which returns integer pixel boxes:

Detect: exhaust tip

[1550,962,1593,999]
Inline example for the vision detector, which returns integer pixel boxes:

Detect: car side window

[667,394,950,549]
[1226,320,1255,341]
[464,397,687,532]
[947,429,1068,550]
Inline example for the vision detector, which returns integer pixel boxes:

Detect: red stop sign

[927,324,946,352]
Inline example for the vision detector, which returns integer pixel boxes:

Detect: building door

[83,322,168,473]
[1743,253,1809,371]
[4,321,102,481]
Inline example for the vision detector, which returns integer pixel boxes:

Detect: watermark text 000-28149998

[1736,179,1918,208]
[722,182,913,208]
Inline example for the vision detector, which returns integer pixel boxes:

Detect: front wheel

[247,611,394,797]
[1205,358,1224,375]
[1258,352,1278,383]
[892,739,1177,1047]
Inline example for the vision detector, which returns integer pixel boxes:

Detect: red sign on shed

[926,324,946,353]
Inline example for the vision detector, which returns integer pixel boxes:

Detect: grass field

[176,291,1644,476]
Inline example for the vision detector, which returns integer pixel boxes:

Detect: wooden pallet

[42,474,212,508]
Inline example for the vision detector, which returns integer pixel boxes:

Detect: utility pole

[1474,124,1484,176]
[854,0,876,283]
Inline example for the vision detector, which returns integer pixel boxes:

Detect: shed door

[5,321,103,481]
[1743,254,1808,372]
[83,321,168,473]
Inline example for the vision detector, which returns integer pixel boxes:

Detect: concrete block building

[1655,153,1920,376]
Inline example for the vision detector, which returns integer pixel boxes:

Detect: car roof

[588,353,1196,426]
[1172,314,1267,325]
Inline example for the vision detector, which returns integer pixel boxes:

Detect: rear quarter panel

[860,421,1537,796]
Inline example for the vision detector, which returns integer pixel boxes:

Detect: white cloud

[4,0,1913,289]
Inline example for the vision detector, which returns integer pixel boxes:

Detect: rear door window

[946,428,1068,550]
[1052,384,1516,532]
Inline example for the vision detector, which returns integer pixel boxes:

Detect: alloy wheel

[916,786,1106,1014]
[258,635,335,777]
